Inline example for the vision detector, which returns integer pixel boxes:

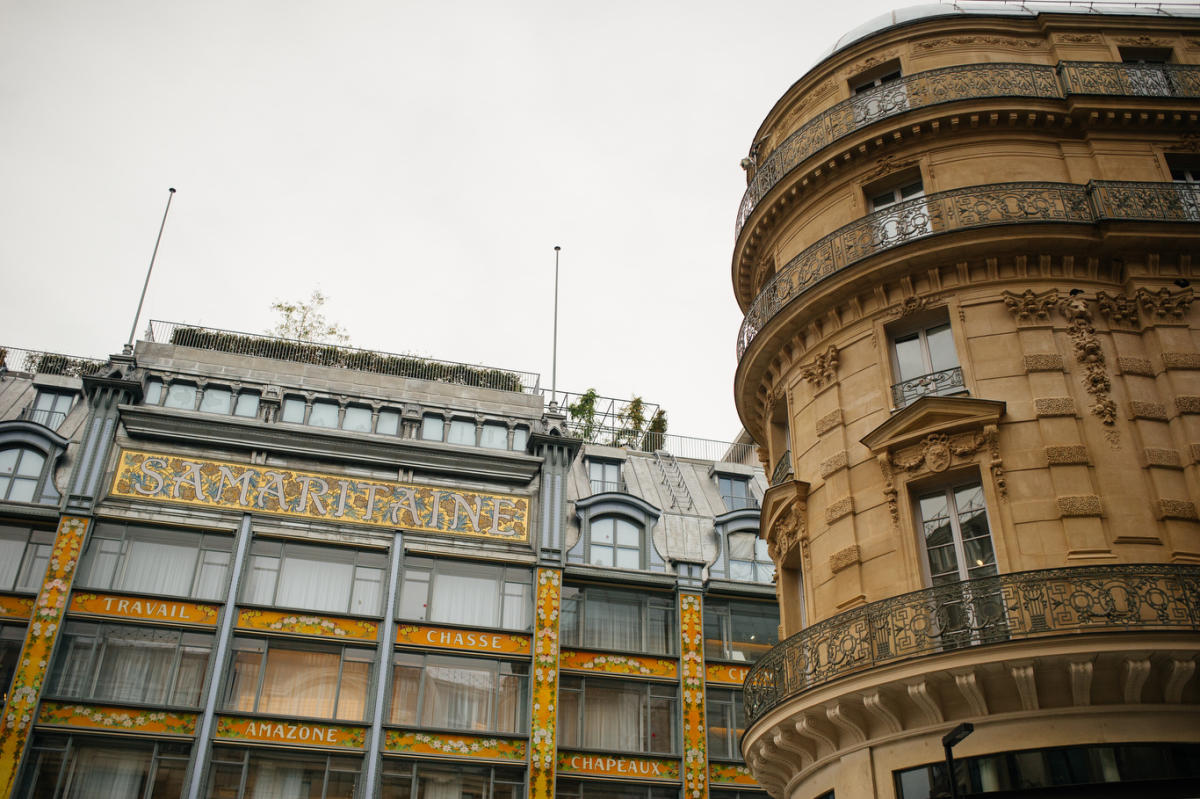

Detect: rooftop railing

[736,61,1200,239]
[743,563,1200,725]
[148,321,540,395]
[0,346,106,377]
[737,180,1200,359]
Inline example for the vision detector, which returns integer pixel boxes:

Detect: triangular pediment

[860,396,1005,454]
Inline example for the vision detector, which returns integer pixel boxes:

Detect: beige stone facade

[733,6,1200,798]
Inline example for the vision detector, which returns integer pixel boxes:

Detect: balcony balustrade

[737,181,1200,359]
[736,61,1200,239]
[17,406,67,430]
[770,450,793,486]
[891,366,966,408]
[743,564,1200,725]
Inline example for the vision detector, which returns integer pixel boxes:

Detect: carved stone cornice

[1002,288,1059,324]
[800,345,840,389]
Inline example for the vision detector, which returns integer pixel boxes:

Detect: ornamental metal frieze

[1058,61,1200,98]
[743,564,1200,723]
[737,181,1191,359]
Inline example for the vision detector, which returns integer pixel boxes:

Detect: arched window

[728,532,773,583]
[588,516,642,570]
[0,446,46,503]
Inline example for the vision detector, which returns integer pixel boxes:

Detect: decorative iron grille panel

[743,564,1200,724]
[1058,62,1200,98]
[891,366,966,408]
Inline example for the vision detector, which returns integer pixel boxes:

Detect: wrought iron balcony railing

[17,407,67,430]
[737,181,1200,359]
[722,494,760,511]
[770,450,793,486]
[0,346,105,377]
[736,61,1200,239]
[743,564,1200,725]
[589,478,627,494]
[891,366,966,408]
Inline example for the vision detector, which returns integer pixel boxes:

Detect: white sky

[1,0,906,441]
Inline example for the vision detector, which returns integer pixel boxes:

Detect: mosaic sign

[705,662,751,686]
[110,449,530,542]
[237,608,378,641]
[395,623,530,656]
[556,752,680,781]
[70,591,219,626]
[215,716,366,749]
[0,594,34,621]
[710,762,759,786]
[558,649,678,679]
[38,702,197,737]
[384,730,526,761]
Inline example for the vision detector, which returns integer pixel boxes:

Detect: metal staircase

[653,450,695,511]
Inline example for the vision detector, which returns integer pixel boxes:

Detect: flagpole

[552,245,561,406]
[125,187,176,354]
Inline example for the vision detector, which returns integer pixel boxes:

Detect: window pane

[144,378,163,405]
[430,565,498,627]
[390,656,422,725]
[592,519,614,545]
[615,547,640,570]
[447,419,475,446]
[337,657,369,721]
[259,648,341,718]
[118,532,200,597]
[926,324,957,372]
[377,410,400,436]
[894,334,926,381]
[309,400,339,428]
[281,397,306,423]
[511,426,528,450]
[343,405,372,432]
[480,423,507,449]
[421,415,444,441]
[226,645,263,713]
[164,382,196,409]
[0,527,27,590]
[422,660,495,731]
[234,392,260,418]
[199,386,232,414]
[93,627,178,704]
[276,546,353,613]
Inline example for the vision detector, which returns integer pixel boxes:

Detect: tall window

[20,735,191,799]
[718,476,756,511]
[588,460,622,493]
[916,482,997,586]
[226,638,371,721]
[2,623,24,705]
[447,418,476,446]
[381,762,523,799]
[398,558,531,631]
[1167,154,1200,221]
[0,447,48,504]
[558,676,678,754]
[890,316,962,408]
[242,540,385,615]
[47,622,213,707]
[0,524,54,592]
[707,688,747,760]
[868,174,930,249]
[560,585,675,655]
[29,389,74,429]
[209,747,359,799]
[587,516,643,569]
[390,653,528,733]
[76,522,232,602]
[851,60,907,126]
[703,599,779,663]
[728,532,773,583]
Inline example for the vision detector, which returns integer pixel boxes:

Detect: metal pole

[944,742,958,799]
[551,245,560,405]
[126,187,176,353]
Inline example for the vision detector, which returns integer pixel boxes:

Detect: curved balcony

[735,61,1200,240]
[736,180,1200,359]
[743,563,1200,725]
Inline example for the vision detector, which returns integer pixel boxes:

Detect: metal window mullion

[333,648,346,719]
[143,742,161,799]
[253,642,269,712]
[164,629,184,706]
[947,488,970,581]
[87,633,109,698]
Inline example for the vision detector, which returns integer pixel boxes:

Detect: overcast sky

[1,0,906,441]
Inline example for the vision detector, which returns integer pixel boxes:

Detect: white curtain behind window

[584,684,642,751]
[248,762,305,799]
[259,649,340,718]
[63,746,149,798]
[584,595,640,650]
[119,536,198,596]
[94,628,176,703]
[276,555,352,613]
[430,570,495,627]
[422,663,493,730]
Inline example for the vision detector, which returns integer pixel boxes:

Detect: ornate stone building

[732,5,1200,798]
[0,327,775,798]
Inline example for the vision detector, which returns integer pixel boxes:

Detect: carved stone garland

[877,426,1005,529]
[1060,295,1119,440]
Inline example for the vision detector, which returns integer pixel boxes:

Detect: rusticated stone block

[1191,444,1200,464]
[830,544,861,574]
[1161,352,1200,370]
[1058,495,1102,517]
[1129,401,1168,421]
[1035,397,1076,417]
[816,409,842,436]
[1045,445,1088,465]
[820,450,848,479]
[1159,499,1199,520]
[825,497,853,524]
[1176,396,1200,415]
[1023,353,1064,372]
[1117,357,1155,377]
[1145,448,1182,468]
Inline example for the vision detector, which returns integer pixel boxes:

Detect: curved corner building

[732,4,1200,798]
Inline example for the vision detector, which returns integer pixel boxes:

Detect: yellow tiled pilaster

[529,568,562,799]
[679,592,708,799]
[0,516,89,798]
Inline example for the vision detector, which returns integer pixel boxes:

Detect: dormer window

[588,516,643,570]
[588,460,621,494]
[718,476,756,511]
[0,447,48,504]
[28,389,74,430]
